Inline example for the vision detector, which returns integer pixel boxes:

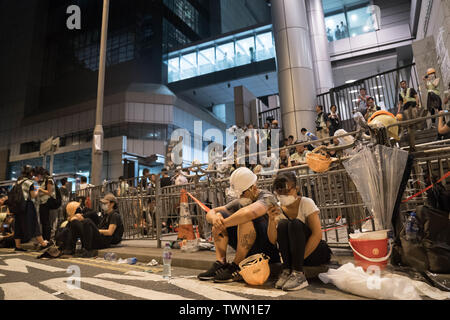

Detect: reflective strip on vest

[401,88,416,105]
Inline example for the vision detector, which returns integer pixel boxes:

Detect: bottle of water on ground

[405,212,419,241]
[75,238,82,255]
[162,243,172,279]
[104,252,118,262]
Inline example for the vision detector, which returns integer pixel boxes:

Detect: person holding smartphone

[267,172,332,291]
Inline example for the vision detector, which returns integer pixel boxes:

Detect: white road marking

[0,258,66,273]
[40,278,115,300]
[81,277,191,300]
[210,282,287,298]
[97,272,248,300]
[0,253,21,257]
[0,282,61,300]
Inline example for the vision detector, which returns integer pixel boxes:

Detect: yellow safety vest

[400,88,416,105]
[427,81,440,96]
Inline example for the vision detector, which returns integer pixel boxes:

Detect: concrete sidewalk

[96,238,356,276]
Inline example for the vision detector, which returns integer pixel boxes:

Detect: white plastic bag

[319,263,450,300]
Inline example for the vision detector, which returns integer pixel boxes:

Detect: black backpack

[7,181,27,215]
[47,184,62,210]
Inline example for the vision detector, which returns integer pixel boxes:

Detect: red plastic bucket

[349,238,391,271]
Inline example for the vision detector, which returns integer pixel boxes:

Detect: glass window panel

[235,36,254,66]
[348,7,376,37]
[325,13,347,41]
[180,52,197,80]
[168,57,180,82]
[198,47,215,75]
[216,42,235,71]
[255,32,274,61]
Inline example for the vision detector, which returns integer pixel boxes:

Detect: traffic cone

[177,189,195,241]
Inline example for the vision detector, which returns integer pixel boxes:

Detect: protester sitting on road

[63,193,124,256]
[0,212,15,248]
[198,167,281,283]
[268,172,332,291]
[12,165,50,252]
[0,193,8,214]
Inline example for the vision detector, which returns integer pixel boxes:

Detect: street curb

[97,248,217,270]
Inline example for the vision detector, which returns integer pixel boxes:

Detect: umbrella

[343,145,409,231]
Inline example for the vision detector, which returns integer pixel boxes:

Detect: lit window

[216,42,235,71]
[235,37,255,66]
[180,52,197,80]
[198,47,215,75]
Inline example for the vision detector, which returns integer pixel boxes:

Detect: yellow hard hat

[238,254,271,286]
[427,68,436,76]
[396,113,403,121]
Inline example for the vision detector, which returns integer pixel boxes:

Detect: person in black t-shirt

[160,168,172,188]
[65,193,123,255]
[98,193,124,246]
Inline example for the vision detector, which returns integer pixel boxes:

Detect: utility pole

[91,0,110,186]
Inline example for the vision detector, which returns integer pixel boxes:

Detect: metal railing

[258,64,422,133]
[2,114,448,249]
[259,107,281,128]
[318,63,422,132]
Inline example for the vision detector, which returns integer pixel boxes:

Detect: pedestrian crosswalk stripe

[81,277,192,300]
[0,258,66,273]
[0,282,61,300]
[40,278,115,300]
[96,272,248,300]
[210,282,287,298]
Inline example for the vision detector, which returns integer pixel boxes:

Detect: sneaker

[214,262,242,283]
[274,269,291,289]
[14,247,27,252]
[282,271,309,291]
[198,261,227,281]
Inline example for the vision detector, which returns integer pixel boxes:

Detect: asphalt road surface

[0,248,364,300]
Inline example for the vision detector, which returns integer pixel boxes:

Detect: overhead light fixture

[346,80,357,84]
[349,90,358,94]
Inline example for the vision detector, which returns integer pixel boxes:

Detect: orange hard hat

[239,254,271,286]
[427,68,436,76]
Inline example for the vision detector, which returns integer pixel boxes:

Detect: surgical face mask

[101,203,109,212]
[278,195,297,207]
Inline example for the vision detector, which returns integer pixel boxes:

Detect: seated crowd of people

[0,165,124,257]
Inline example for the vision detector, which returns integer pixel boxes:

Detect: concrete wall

[219,0,271,34]
[414,0,450,94]
[374,0,412,29]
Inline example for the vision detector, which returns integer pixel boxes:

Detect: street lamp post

[91,0,110,186]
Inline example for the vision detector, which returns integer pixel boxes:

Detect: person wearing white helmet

[198,167,280,283]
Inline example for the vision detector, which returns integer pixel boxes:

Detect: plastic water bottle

[126,257,137,265]
[405,212,420,241]
[162,243,172,279]
[75,238,82,254]
[104,252,118,262]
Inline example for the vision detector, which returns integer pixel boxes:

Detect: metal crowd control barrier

[70,114,449,248]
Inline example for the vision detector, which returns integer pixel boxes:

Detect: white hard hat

[228,167,257,198]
